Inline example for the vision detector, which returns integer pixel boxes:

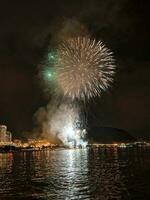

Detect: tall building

[0,125,12,143]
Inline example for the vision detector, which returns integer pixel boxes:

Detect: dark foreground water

[0,148,150,200]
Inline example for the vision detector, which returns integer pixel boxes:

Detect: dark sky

[0,0,149,137]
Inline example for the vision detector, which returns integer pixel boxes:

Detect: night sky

[0,0,149,137]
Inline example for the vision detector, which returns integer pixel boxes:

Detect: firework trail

[53,37,115,100]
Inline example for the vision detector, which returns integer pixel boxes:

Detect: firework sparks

[49,103,87,147]
[53,37,115,100]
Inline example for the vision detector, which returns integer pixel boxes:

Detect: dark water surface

[0,147,150,200]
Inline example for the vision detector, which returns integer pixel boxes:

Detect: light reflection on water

[0,148,150,200]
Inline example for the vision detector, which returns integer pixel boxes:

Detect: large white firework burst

[54,36,115,100]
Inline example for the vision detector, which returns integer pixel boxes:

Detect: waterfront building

[0,125,12,143]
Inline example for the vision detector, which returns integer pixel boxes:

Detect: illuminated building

[0,125,12,143]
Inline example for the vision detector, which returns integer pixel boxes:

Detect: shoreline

[0,142,150,153]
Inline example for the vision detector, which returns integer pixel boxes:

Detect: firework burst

[54,37,115,100]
